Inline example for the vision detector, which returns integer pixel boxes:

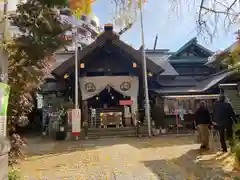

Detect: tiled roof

[196,70,234,91]
[153,70,234,94]
[157,76,197,86]
[146,53,179,76]
[169,58,208,64]
[52,31,164,76]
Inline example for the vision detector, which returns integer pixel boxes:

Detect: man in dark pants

[213,95,237,152]
[152,102,165,135]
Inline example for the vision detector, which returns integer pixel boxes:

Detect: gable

[170,38,213,59]
[175,44,211,58]
[82,43,140,74]
[52,30,164,77]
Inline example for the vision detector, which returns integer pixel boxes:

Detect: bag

[194,129,200,143]
[209,129,220,151]
[152,128,160,136]
[161,128,166,134]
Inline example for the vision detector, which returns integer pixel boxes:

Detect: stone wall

[0,137,10,180]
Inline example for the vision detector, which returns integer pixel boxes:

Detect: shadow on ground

[143,148,235,180]
[23,135,196,158]
[18,135,240,179]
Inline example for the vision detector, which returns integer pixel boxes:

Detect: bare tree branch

[169,0,240,42]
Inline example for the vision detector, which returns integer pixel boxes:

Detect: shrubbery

[8,169,20,180]
[6,0,70,165]
[233,123,240,165]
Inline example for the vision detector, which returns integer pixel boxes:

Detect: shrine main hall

[39,24,236,136]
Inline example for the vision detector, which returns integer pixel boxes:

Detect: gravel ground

[17,136,236,180]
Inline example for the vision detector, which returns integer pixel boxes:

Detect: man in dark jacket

[152,102,165,135]
[213,95,237,152]
[195,101,212,149]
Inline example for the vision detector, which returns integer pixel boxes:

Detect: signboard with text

[119,100,133,105]
[71,109,81,136]
[0,83,10,136]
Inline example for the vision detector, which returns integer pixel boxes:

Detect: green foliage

[38,0,69,7]
[8,169,20,180]
[6,0,71,165]
[10,0,71,62]
[232,123,240,164]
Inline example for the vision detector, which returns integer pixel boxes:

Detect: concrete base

[66,132,82,141]
[66,132,72,140]
[0,137,10,180]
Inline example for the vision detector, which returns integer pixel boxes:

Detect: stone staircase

[85,107,150,139]
[86,127,137,139]
[83,123,149,139]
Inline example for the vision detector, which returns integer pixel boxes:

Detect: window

[60,9,71,16]
[90,20,97,27]
[179,52,196,57]
[193,67,211,75]
[81,15,87,21]
[174,67,194,75]
[41,82,57,92]
[163,98,216,115]
[77,28,87,36]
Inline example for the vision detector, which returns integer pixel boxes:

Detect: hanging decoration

[68,0,95,19]
[111,0,147,29]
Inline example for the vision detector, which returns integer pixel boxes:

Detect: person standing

[195,101,212,149]
[213,95,237,152]
[152,102,165,135]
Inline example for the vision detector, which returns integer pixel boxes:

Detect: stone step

[88,127,136,132]
[85,127,138,139]
[87,133,137,139]
[88,130,136,135]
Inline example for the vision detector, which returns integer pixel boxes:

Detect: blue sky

[7,0,237,52]
[92,0,237,52]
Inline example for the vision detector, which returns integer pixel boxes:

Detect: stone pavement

[18,136,235,180]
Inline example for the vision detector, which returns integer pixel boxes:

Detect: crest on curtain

[85,83,96,92]
[120,82,131,91]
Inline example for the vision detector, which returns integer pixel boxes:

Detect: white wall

[0,0,23,12]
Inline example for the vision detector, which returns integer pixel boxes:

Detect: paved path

[18,136,236,180]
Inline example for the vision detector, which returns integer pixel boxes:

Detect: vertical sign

[67,109,73,124]
[71,109,81,136]
[0,82,10,136]
[36,93,43,109]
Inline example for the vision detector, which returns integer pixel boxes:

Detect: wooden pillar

[155,96,163,106]
[82,100,88,124]
[131,96,138,126]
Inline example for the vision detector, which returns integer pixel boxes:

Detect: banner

[79,76,139,100]
[0,82,10,136]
